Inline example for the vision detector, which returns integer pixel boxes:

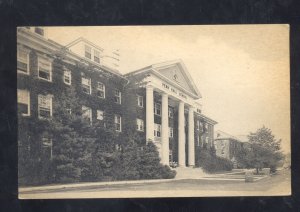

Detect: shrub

[196,147,233,173]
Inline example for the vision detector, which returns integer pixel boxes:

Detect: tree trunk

[256,167,259,174]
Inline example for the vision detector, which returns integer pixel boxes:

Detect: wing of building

[17,27,217,168]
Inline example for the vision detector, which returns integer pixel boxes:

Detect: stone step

[173,167,208,179]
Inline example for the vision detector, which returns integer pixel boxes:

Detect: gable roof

[65,37,104,51]
[125,59,202,99]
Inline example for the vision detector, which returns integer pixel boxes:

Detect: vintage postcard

[17,25,290,198]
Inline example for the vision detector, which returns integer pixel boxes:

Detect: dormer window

[94,50,100,63]
[85,45,92,59]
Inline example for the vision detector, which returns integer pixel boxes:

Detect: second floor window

[114,114,122,132]
[17,89,30,116]
[63,69,71,85]
[114,89,121,104]
[136,118,144,131]
[154,123,161,137]
[82,76,91,94]
[97,82,105,98]
[38,94,53,119]
[94,50,100,63]
[154,103,161,116]
[85,45,92,59]
[17,48,29,74]
[82,105,92,124]
[137,95,143,107]
[38,57,52,81]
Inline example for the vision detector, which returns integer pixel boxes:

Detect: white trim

[137,95,143,108]
[114,89,122,104]
[97,81,105,99]
[114,114,122,132]
[136,118,144,132]
[38,94,53,119]
[17,89,30,116]
[37,56,52,82]
[17,47,30,75]
[63,69,72,85]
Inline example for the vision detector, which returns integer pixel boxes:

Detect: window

[38,94,52,119]
[205,137,209,144]
[197,135,200,146]
[114,114,122,132]
[169,127,173,138]
[114,89,121,104]
[96,82,105,98]
[82,106,92,124]
[197,108,201,113]
[94,50,100,63]
[200,122,204,132]
[85,45,92,59]
[38,57,52,81]
[168,107,173,118]
[17,89,30,116]
[97,110,104,120]
[65,103,72,114]
[154,124,161,137]
[82,76,91,94]
[17,48,29,74]
[137,95,143,107]
[136,118,144,131]
[63,69,71,85]
[42,137,52,160]
[196,120,200,131]
[35,27,44,36]
[154,103,161,116]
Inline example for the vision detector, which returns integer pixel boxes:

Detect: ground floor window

[42,137,53,160]
[82,105,92,124]
[136,118,144,131]
[154,123,161,137]
[114,114,122,132]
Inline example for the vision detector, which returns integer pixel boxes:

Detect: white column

[146,85,154,143]
[178,101,186,167]
[161,93,169,165]
[188,106,195,166]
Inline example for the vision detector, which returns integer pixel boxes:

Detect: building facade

[17,27,217,168]
[214,130,248,167]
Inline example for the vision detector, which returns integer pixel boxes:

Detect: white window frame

[17,48,30,75]
[82,76,92,95]
[154,103,161,116]
[38,56,52,82]
[94,50,100,63]
[196,120,200,131]
[63,69,72,85]
[96,82,105,99]
[17,89,30,116]
[85,45,92,59]
[114,114,122,132]
[169,127,173,138]
[82,105,92,125]
[154,123,161,137]
[114,89,122,104]
[136,118,144,132]
[137,95,143,107]
[97,110,104,120]
[168,107,173,118]
[38,94,53,119]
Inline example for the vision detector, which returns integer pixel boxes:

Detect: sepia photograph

[17,25,290,199]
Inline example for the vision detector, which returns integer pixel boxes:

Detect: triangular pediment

[152,60,201,98]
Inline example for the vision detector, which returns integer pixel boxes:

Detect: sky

[46,25,290,153]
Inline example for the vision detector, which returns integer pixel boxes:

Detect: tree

[236,126,284,174]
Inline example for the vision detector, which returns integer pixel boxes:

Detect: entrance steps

[173,167,208,179]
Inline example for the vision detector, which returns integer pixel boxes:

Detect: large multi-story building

[17,27,217,168]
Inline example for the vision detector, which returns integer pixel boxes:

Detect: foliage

[195,147,233,173]
[235,126,284,173]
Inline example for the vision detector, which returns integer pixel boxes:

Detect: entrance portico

[142,60,202,167]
